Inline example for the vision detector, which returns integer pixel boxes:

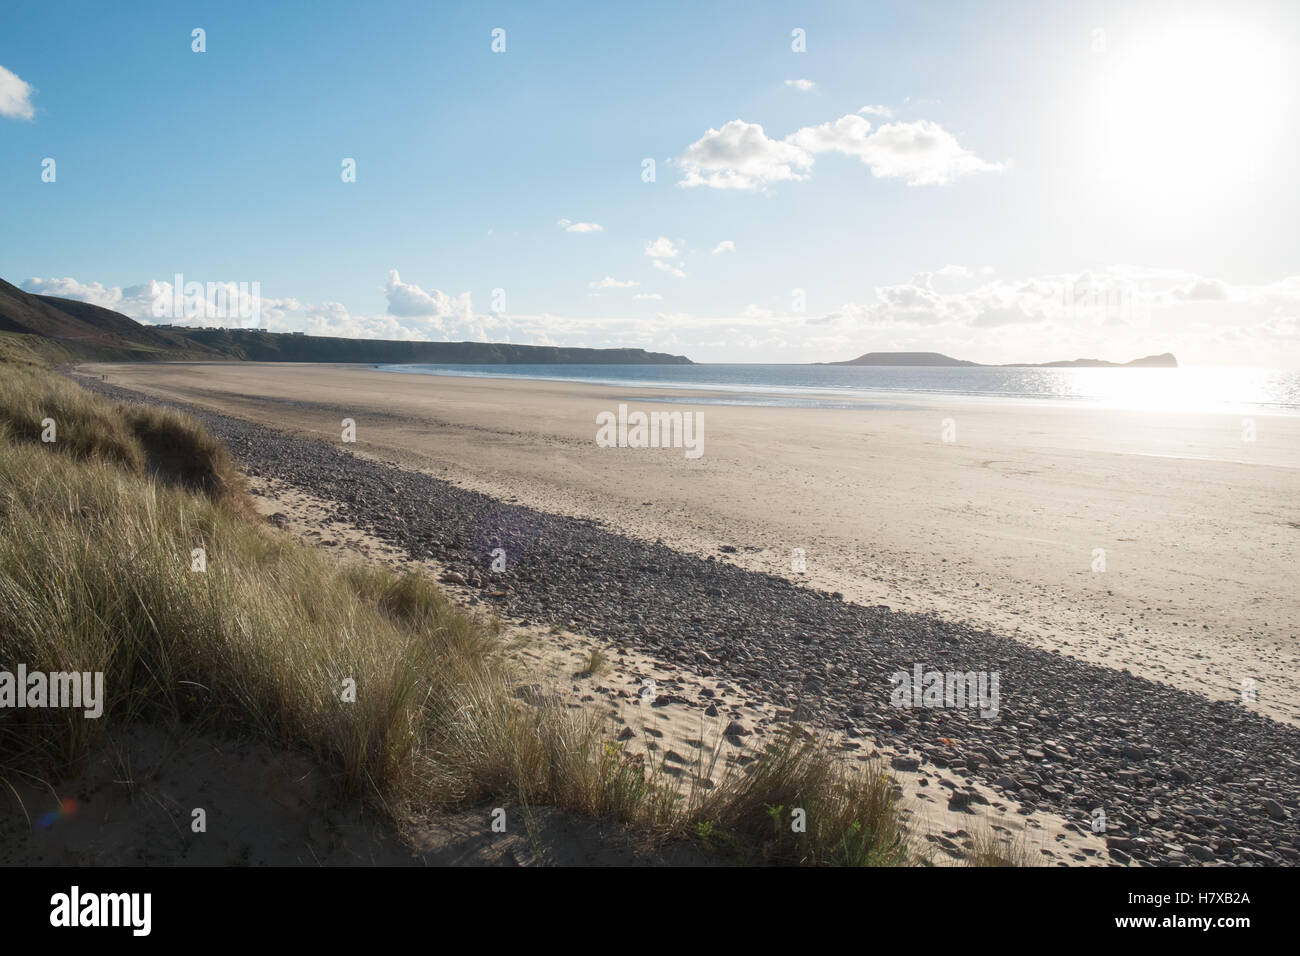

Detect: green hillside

[0,276,693,365]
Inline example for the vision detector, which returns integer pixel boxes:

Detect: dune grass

[959,821,1040,867]
[0,363,913,865]
[0,332,74,368]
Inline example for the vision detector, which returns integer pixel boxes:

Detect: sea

[374,363,1300,416]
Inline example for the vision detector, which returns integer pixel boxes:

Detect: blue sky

[2,0,1298,365]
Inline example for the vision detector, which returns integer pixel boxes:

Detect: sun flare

[1091,16,1287,202]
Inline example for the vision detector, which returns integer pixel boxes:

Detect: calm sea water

[375,363,1300,416]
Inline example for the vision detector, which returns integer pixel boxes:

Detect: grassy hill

[0,279,229,362]
[170,326,693,364]
[0,277,693,366]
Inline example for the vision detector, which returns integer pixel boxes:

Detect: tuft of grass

[0,332,70,368]
[122,404,249,513]
[574,647,608,678]
[960,822,1039,867]
[0,364,248,513]
[0,363,143,471]
[682,733,910,865]
[0,364,916,865]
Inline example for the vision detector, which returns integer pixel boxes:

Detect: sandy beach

[63,361,1300,866]
[85,361,1300,727]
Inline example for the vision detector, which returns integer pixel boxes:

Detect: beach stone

[651,693,688,707]
[1261,798,1288,820]
[890,755,921,772]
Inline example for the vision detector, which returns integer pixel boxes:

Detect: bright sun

[1090,16,1287,203]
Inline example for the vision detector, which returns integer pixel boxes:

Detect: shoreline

[370,362,1300,418]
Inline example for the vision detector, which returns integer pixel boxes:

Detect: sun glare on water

[1058,366,1298,414]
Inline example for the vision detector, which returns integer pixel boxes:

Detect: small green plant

[765,802,785,837]
[695,820,716,847]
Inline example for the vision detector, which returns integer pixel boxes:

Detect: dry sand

[86,362,1300,726]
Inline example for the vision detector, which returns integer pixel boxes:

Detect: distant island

[0,277,693,366]
[826,351,981,367]
[825,350,1178,368]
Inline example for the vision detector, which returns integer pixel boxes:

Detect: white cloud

[644,236,681,258]
[557,218,604,233]
[785,79,816,92]
[679,119,814,190]
[653,260,687,279]
[633,292,663,301]
[842,267,1243,332]
[1171,278,1229,301]
[858,104,894,118]
[261,299,434,339]
[589,276,639,289]
[384,269,472,322]
[861,120,1003,185]
[712,240,736,255]
[681,112,1000,189]
[23,275,281,330]
[788,116,1002,186]
[22,271,678,347]
[21,276,132,311]
[920,264,973,293]
[785,114,875,158]
[0,65,35,120]
[749,265,1300,364]
[1262,316,1297,337]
